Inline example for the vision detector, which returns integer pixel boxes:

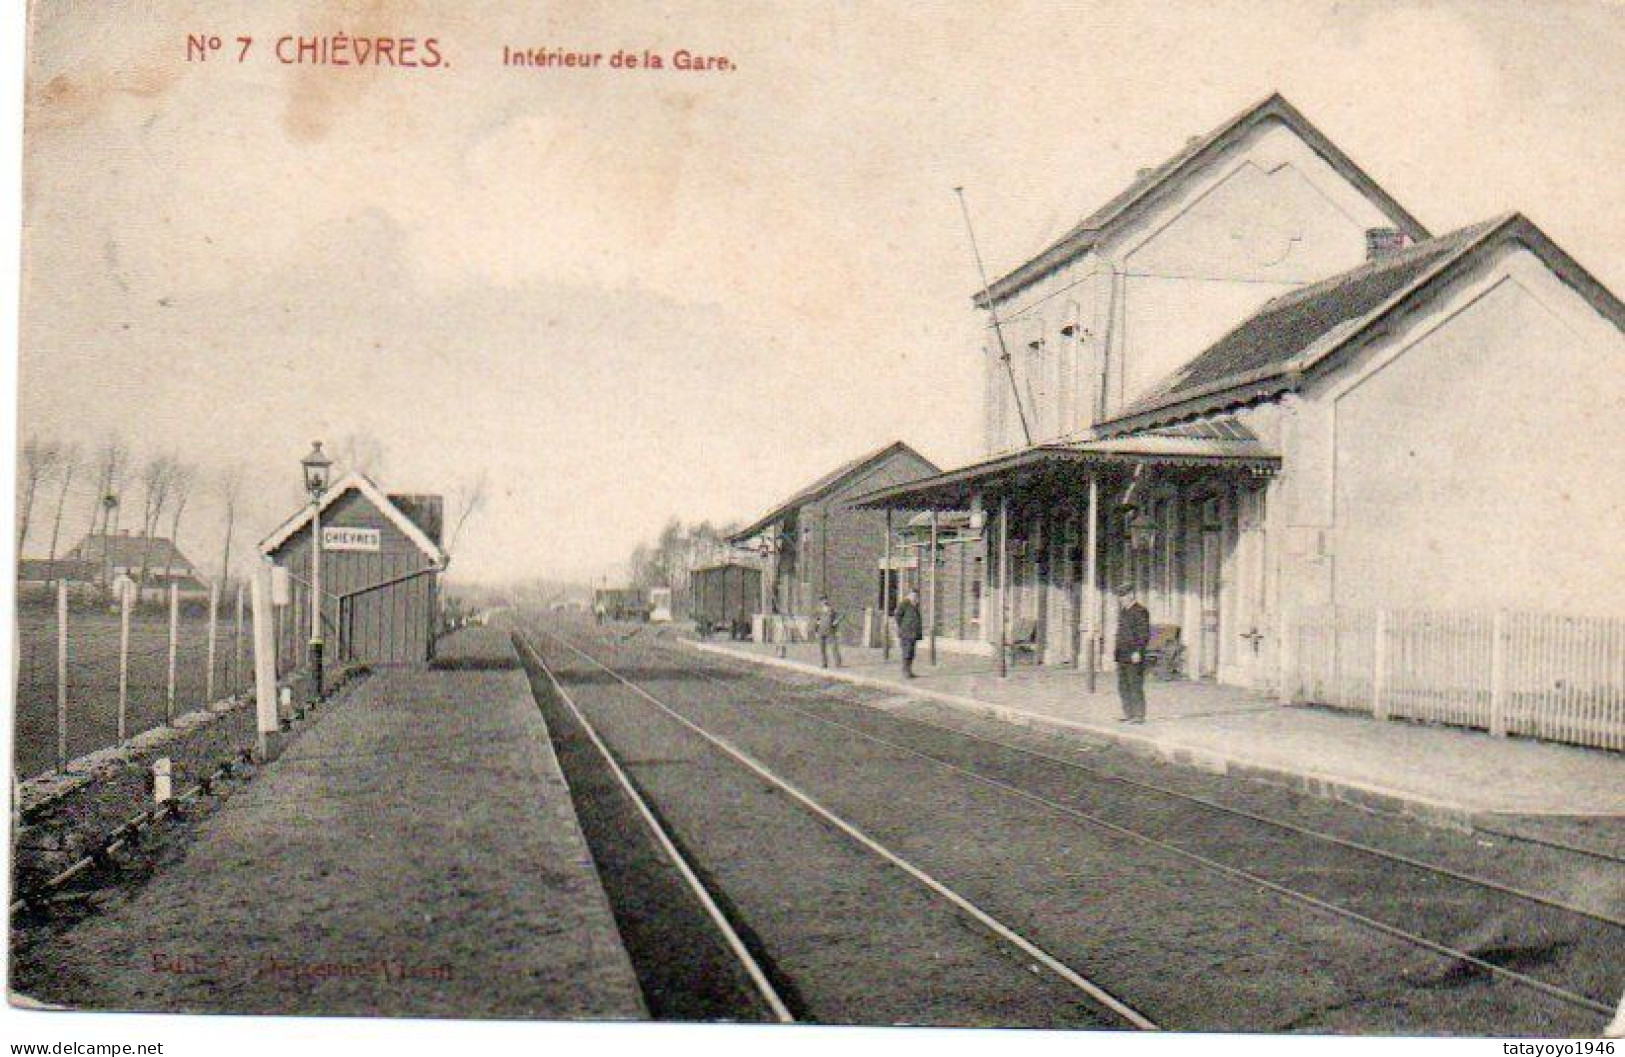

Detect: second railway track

[527,620,1621,1034]
[515,625,1151,1029]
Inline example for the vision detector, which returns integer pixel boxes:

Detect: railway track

[532,622,1619,1032]
[679,644,1625,926]
[515,627,1156,1030]
[515,633,793,1023]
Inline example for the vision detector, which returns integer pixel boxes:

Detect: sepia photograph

[4,0,1623,1051]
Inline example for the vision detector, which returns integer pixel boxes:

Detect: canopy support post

[928,509,939,666]
[1086,474,1100,692]
[882,508,893,660]
[997,494,1010,679]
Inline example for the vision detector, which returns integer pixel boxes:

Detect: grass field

[13,604,255,780]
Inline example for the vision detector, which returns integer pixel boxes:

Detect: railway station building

[855,94,1625,727]
[729,441,939,645]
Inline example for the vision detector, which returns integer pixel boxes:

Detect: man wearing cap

[1114,583,1151,723]
[812,595,843,669]
[894,588,924,678]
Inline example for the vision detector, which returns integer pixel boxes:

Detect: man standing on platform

[1114,584,1151,723]
[813,595,843,669]
[895,588,924,679]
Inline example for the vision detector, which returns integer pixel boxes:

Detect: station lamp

[300,441,334,698]
[301,440,334,499]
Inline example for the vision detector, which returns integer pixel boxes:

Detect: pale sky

[16,0,1625,584]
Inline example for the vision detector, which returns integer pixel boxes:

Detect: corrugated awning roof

[850,425,1278,511]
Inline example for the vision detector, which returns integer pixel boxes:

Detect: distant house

[17,558,97,584]
[57,531,209,600]
[729,441,939,644]
[15,557,101,602]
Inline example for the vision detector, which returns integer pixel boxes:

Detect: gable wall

[983,117,1407,454]
[796,449,938,640]
[1288,244,1624,617]
[1106,119,1403,414]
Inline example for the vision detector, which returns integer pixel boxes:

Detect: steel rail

[10,758,238,915]
[681,645,1625,923]
[532,625,1158,1031]
[513,632,794,1024]
[658,653,1613,1018]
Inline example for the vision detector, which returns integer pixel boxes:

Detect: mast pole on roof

[955,187,1034,447]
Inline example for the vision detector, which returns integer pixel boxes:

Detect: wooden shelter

[260,473,447,669]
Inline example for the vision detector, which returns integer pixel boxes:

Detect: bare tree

[337,432,388,479]
[45,443,81,567]
[17,434,62,552]
[217,464,244,587]
[444,468,490,558]
[161,462,195,585]
[136,453,176,594]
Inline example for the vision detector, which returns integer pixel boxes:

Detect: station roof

[850,425,1278,511]
[729,440,938,542]
[1098,213,1625,436]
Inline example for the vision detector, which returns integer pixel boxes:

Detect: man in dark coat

[812,596,843,669]
[1114,583,1151,722]
[894,588,924,678]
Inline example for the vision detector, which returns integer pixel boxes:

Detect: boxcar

[593,587,649,622]
[691,562,761,640]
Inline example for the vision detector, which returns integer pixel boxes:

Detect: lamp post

[301,441,333,698]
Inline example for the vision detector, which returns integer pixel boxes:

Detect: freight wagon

[691,562,761,640]
[593,587,650,623]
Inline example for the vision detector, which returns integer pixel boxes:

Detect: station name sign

[322,527,381,552]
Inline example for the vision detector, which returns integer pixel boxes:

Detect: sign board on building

[322,527,382,552]
[271,565,291,605]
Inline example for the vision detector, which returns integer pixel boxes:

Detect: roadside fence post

[251,565,282,761]
[56,579,69,772]
[1371,609,1389,721]
[166,582,179,724]
[118,582,132,745]
[206,580,220,704]
[1489,610,1509,737]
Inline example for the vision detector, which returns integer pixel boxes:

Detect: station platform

[692,638,1625,834]
[17,628,647,1020]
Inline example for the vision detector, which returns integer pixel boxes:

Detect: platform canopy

[848,427,1279,511]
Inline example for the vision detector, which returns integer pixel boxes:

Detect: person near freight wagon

[894,588,924,679]
[1114,583,1151,723]
[813,596,843,669]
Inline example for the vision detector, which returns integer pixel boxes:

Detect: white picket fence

[1285,606,1625,752]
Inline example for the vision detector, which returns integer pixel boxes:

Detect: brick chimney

[1365,227,1407,261]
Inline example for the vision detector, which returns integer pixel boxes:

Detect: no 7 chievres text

[186,34,447,68]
